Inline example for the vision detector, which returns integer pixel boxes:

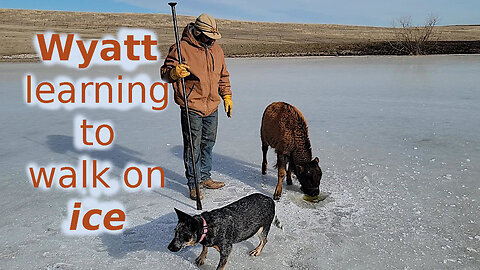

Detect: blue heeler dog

[168,193,281,270]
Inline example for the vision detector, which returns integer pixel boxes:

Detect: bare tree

[390,15,439,55]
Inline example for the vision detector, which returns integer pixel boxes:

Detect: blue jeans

[180,109,218,189]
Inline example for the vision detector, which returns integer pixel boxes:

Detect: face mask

[195,32,214,46]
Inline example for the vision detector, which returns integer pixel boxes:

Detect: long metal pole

[168,2,202,210]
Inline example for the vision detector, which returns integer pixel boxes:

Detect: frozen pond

[1,55,479,269]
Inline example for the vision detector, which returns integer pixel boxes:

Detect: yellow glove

[170,64,190,80]
[222,95,233,118]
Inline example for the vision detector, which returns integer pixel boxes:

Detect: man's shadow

[46,135,146,169]
[44,135,192,199]
[45,136,278,196]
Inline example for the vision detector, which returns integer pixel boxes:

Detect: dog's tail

[273,215,283,231]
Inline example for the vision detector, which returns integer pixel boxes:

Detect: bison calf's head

[296,157,322,197]
[168,208,198,252]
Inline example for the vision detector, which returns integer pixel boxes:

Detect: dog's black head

[296,157,322,197]
[168,208,199,252]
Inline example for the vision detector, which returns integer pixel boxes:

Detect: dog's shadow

[100,212,256,269]
[100,212,197,259]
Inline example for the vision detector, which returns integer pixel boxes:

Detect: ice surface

[1,55,479,269]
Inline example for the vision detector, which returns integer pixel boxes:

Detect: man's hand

[170,64,191,80]
[222,95,233,118]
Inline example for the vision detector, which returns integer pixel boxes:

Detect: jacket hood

[181,23,214,48]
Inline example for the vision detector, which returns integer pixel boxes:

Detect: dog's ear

[174,208,192,222]
[313,157,319,164]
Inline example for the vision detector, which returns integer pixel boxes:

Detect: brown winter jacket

[160,23,232,116]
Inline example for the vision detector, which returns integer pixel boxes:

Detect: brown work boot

[189,188,203,200]
[201,179,225,189]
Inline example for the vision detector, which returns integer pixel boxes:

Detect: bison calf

[260,102,322,200]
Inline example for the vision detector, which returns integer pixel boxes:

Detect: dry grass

[1,8,479,60]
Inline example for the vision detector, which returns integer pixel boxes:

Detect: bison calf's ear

[296,165,304,174]
[314,157,319,163]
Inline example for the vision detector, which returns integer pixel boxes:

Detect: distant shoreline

[2,41,480,63]
[2,53,480,64]
[1,8,479,62]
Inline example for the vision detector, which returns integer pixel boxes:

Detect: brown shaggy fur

[261,102,312,164]
[261,102,322,200]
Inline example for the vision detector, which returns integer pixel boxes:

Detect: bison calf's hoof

[262,163,267,175]
[273,192,282,200]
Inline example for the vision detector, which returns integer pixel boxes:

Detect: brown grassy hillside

[1,8,479,61]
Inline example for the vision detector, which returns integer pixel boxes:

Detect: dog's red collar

[199,216,208,243]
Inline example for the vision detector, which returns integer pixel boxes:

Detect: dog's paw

[249,248,261,257]
[195,255,206,266]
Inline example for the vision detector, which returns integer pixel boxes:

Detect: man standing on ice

[161,13,232,200]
